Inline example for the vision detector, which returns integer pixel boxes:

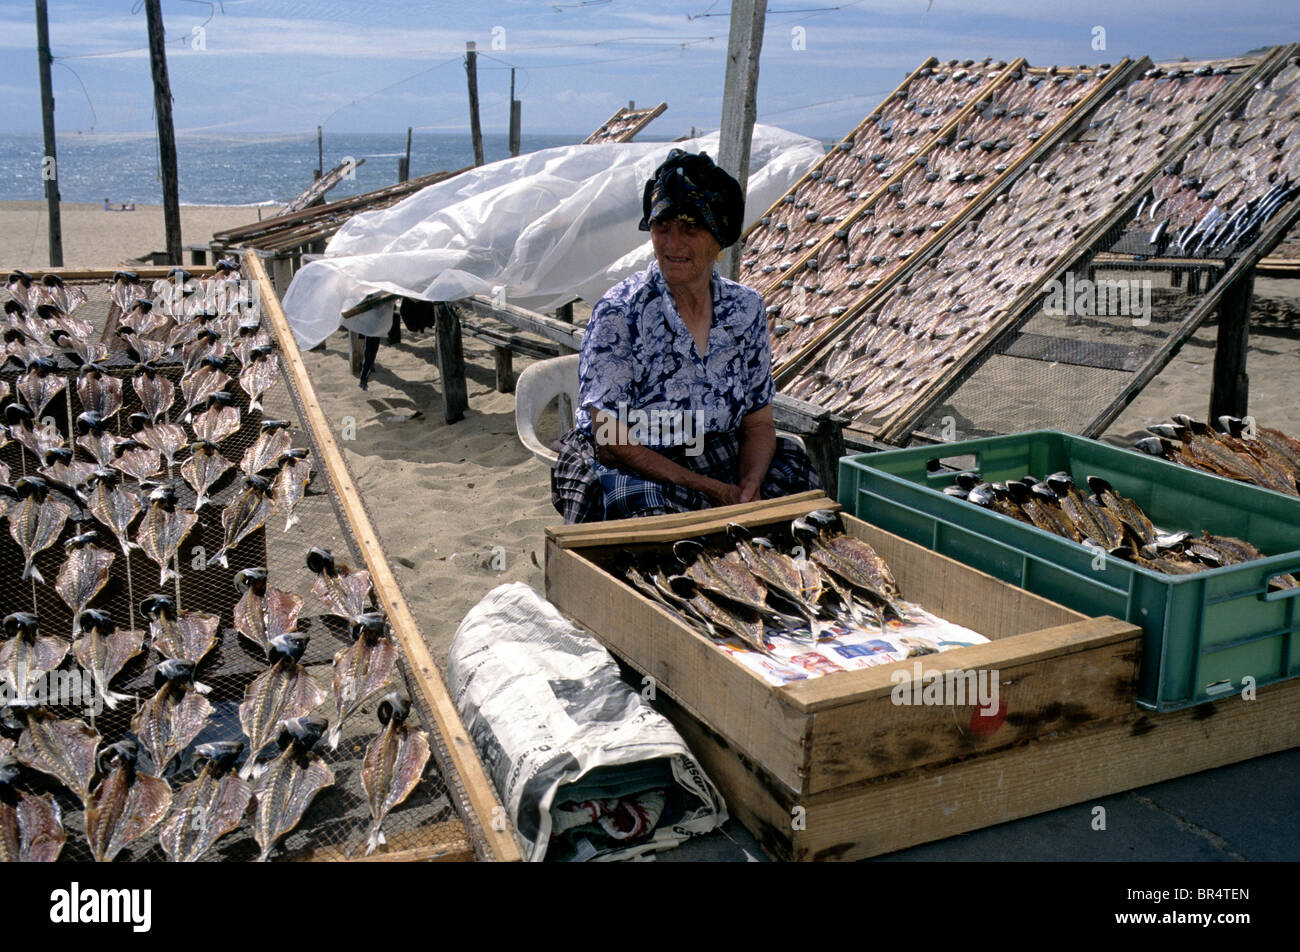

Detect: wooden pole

[465,41,484,167]
[316,125,323,180]
[717,0,767,281]
[1208,270,1254,422]
[434,302,469,423]
[398,126,412,182]
[144,0,181,265]
[33,0,62,267]
[508,68,521,158]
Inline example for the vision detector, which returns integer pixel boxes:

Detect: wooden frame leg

[435,303,469,424]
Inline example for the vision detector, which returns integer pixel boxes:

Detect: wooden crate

[545,492,1143,860]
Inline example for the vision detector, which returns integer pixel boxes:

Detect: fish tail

[327,723,342,750]
[284,512,299,533]
[366,825,385,856]
[238,758,256,782]
[195,493,209,511]
[250,398,262,413]
[211,550,229,569]
[23,561,43,584]
[193,679,213,695]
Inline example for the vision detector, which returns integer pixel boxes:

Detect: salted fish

[37,274,87,315]
[272,449,312,532]
[131,362,175,423]
[132,661,215,777]
[8,478,71,584]
[191,392,241,444]
[307,547,373,624]
[16,357,66,420]
[130,415,187,468]
[329,613,397,749]
[233,567,303,658]
[212,475,272,569]
[110,438,162,482]
[241,419,292,477]
[54,531,114,635]
[139,595,220,670]
[180,439,231,510]
[238,634,327,780]
[136,485,199,585]
[180,360,230,420]
[250,716,334,862]
[86,469,142,556]
[0,613,69,709]
[0,737,66,863]
[84,741,172,863]
[180,329,224,374]
[7,410,65,462]
[76,364,122,421]
[361,693,430,855]
[15,711,100,804]
[39,446,96,495]
[238,346,279,413]
[71,609,143,712]
[75,411,123,466]
[158,741,253,863]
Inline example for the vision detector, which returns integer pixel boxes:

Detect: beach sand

[0,200,275,270]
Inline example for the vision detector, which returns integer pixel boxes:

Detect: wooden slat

[286,819,473,863]
[461,295,583,351]
[3,265,218,281]
[280,157,368,215]
[245,250,522,862]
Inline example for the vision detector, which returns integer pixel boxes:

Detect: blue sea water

[0,131,592,206]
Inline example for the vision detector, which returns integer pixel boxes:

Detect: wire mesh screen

[0,270,470,862]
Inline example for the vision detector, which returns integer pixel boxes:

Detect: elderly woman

[551,149,820,523]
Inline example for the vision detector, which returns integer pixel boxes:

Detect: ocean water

[0,131,591,206]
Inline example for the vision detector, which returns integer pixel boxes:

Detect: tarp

[280,126,824,349]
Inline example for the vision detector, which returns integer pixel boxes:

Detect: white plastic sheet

[280,126,824,349]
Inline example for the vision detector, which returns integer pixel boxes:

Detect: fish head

[4,402,33,427]
[260,418,291,433]
[75,411,106,435]
[128,412,152,432]
[194,741,243,773]
[805,509,842,532]
[15,476,48,502]
[113,438,142,457]
[943,486,969,499]
[276,448,309,468]
[35,303,64,321]
[77,608,114,637]
[1045,472,1075,495]
[1217,416,1246,438]
[791,518,820,543]
[277,716,328,753]
[88,467,120,489]
[64,530,100,551]
[190,440,219,458]
[244,474,271,496]
[667,574,701,601]
[305,547,336,576]
[147,484,178,510]
[200,355,226,374]
[249,345,274,361]
[1086,475,1114,497]
[156,659,196,685]
[43,446,73,466]
[1147,423,1185,439]
[168,268,192,284]
[139,594,176,622]
[27,355,58,374]
[1030,483,1059,504]
[237,321,262,338]
[377,692,411,728]
[671,539,706,567]
[0,754,19,786]
[80,361,109,379]
[750,536,778,552]
[112,270,139,284]
[1005,480,1032,505]
[967,485,996,507]
[269,632,309,662]
[725,522,753,545]
[97,739,140,776]
[2,612,39,639]
[234,566,268,595]
[350,612,387,643]
[132,361,156,378]
[1134,437,1171,456]
[205,390,234,410]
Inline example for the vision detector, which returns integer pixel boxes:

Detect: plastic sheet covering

[446,583,728,862]
[281,126,824,349]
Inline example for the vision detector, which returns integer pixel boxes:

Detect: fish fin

[284,513,299,533]
[193,679,212,696]
[327,723,342,750]
[210,551,229,569]
[23,562,43,584]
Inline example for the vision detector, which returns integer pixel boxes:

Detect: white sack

[280,126,823,349]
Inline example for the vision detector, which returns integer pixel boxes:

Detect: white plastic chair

[515,353,579,467]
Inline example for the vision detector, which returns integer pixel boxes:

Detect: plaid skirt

[550,427,821,524]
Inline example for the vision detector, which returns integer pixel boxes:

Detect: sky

[0,0,1295,140]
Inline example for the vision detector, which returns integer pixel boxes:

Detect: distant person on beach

[122,201,135,211]
[551,149,820,523]
[103,198,113,211]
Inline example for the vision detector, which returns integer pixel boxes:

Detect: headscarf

[638,149,744,248]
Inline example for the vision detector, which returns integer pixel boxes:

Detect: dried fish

[0,613,68,710]
[132,661,215,777]
[75,411,123,467]
[71,609,142,712]
[232,567,303,658]
[76,363,123,421]
[84,740,172,863]
[239,345,279,413]
[238,633,327,780]
[8,477,71,583]
[15,711,99,805]
[307,547,373,624]
[139,594,220,671]
[191,391,241,444]
[180,358,230,420]
[361,693,430,855]
[0,737,65,863]
[271,449,312,532]
[329,613,397,749]
[241,419,292,477]
[211,474,273,568]
[130,413,187,468]
[180,439,231,511]
[250,716,334,862]
[16,356,66,419]
[110,438,162,482]
[39,446,96,496]
[85,468,142,557]
[158,741,253,862]
[136,484,199,585]
[131,361,175,423]
[54,531,114,636]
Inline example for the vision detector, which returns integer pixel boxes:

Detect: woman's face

[650,218,722,291]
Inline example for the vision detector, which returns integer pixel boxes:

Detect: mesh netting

[0,272,473,862]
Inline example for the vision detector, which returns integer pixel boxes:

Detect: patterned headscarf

[638,149,744,248]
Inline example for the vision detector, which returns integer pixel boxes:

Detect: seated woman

[551,149,820,523]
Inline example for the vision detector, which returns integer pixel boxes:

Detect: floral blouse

[575,260,774,448]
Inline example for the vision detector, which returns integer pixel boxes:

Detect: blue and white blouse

[575,260,774,447]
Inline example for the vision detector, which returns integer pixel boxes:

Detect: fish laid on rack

[180,359,231,421]
[190,391,241,444]
[0,737,65,863]
[241,419,292,477]
[250,716,335,862]
[210,475,273,569]
[54,531,114,636]
[238,346,279,413]
[110,439,162,483]
[233,567,304,658]
[40,446,97,495]
[15,711,100,805]
[131,362,175,423]
[75,411,123,467]
[0,613,68,710]
[136,484,199,586]
[158,741,253,863]
[5,403,65,462]
[360,693,430,856]
[76,364,123,421]
[35,273,88,315]
[238,633,327,780]
[16,356,66,420]
[85,468,142,557]
[9,477,71,583]
[307,547,374,625]
[179,440,231,511]
[130,414,187,469]
[71,609,143,712]
[139,594,220,672]
[271,449,312,532]
[329,613,397,750]
[131,661,215,777]
[84,740,172,863]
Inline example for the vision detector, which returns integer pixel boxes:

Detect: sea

[0,131,608,206]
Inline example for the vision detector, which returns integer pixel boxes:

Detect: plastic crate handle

[1259,561,1300,602]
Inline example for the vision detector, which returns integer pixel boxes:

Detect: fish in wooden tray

[211,474,273,569]
[76,363,122,421]
[15,355,66,419]
[794,509,906,615]
[9,477,71,583]
[307,547,374,625]
[250,716,334,862]
[329,612,397,750]
[15,710,99,805]
[180,439,231,511]
[75,411,124,467]
[180,357,230,421]
[0,736,66,862]
[129,413,187,469]
[726,523,822,626]
[71,609,142,712]
[84,740,172,863]
[85,468,143,557]
[238,633,327,780]
[271,449,312,532]
[131,361,175,423]
[0,613,68,712]
[158,741,253,863]
[241,419,292,477]
[671,538,807,631]
[190,390,241,444]
[109,438,162,483]
[667,574,773,656]
[238,345,280,413]
[233,567,304,658]
[139,594,220,672]
[136,484,199,585]
[54,531,114,636]
[132,661,214,777]
[360,693,430,856]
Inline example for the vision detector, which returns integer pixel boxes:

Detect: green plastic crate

[838,430,1300,711]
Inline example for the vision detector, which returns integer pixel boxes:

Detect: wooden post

[716,0,767,281]
[508,69,521,158]
[316,126,323,180]
[349,331,365,376]
[144,0,181,265]
[434,302,469,423]
[555,301,573,324]
[398,126,412,182]
[465,42,484,167]
[34,0,62,267]
[1208,270,1254,422]
[493,346,514,393]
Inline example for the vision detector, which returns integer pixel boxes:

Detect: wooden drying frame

[583,102,667,144]
[245,251,523,862]
[281,157,369,216]
[876,44,1295,444]
[769,58,1137,385]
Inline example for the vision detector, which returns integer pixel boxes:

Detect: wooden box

[545,491,1144,860]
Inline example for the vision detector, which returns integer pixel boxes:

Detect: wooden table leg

[435,303,469,424]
